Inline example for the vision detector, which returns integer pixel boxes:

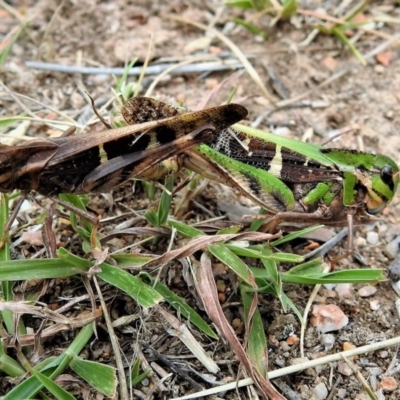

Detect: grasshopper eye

[381,165,393,185]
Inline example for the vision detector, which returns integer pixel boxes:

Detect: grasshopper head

[366,155,399,214]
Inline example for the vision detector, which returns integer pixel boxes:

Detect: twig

[25,60,243,76]
[172,335,400,400]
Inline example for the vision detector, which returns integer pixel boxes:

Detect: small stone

[305,368,316,377]
[321,289,336,298]
[343,342,356,351]
[275,358,285,367]
[231,318,243,332]
[286,334,299,345]
[320,334,335,351]
[385,110,394,119]
[216,280,226,292]
[355,236,367,247]
[313,382,328,399]
[311,304,349,333]
[379,376,398,392]
[369,299,380,310]
[366,231,379,245]
[389,254,400,278]
[358,285,377,297]
[141,378,150,387]
[374,65,385,74]
[384,237,400,259]
[280,341,290,352]
[379,350,389,358]
[205,78,219,89]
[335,283,353,298]
[337,362,353,376]
[337,388,347,398]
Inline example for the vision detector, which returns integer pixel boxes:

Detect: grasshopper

[0,102,248,248]
[121,97,399,259]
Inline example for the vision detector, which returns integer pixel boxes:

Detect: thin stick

[25,60,243,76]
[173,335,400,400]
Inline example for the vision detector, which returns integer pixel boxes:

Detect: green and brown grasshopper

[121,97,399,258]
[0,102,248,247]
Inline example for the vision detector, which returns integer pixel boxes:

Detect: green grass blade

[241,285,268,377]
[0,23,26,66]
[58,193,93,242]
[332,27,366,65]
[157,176,175,226]
[208,243,255,284]
[282,268,385,285]
[168,219,204,238]
[29,368,76,400]
[231,18,269,40]
[3,324,94,400]
[0,257,89,281]
[131,358,151,386]
[0,194,15,334]
[270,226,323,246]
[70,356,117,397]
[141,273,218,339]
[281,0,298,18]
[97,263,163,308]
[0,339,25,376]
[224,0,257,9]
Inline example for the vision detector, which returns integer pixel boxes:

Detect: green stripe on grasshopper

[190,144,295,213]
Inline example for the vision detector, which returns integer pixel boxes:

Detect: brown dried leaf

[142,231,279,269]
[193,253,285,400]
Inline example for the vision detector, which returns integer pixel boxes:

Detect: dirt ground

[1,0,400,399]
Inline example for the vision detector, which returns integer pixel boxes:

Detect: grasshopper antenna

[86,92,112,129]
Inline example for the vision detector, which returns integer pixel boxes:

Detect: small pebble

[321,334,335,351]
[311,304,349,333]
[337,362,353,376]
[369,299,380,310]
[389,254,400,278]
[313,382,328,399]
[305,368,316,377]
[141,378,150,387]
[379,376,398,392]
[384,236,400,259]
[216,280,226,292]
[337,388,347,398]
[374,65,385,74]
[275,358,285,367]
[280,341,290,352]
[355,236,367,247]
[386,110,394,119]
[343,342,356,351]
[366,231,379,245]
[286,334,299,345]
[335,283,353,298]
[358,285,377,297]
[379,350,389,358]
